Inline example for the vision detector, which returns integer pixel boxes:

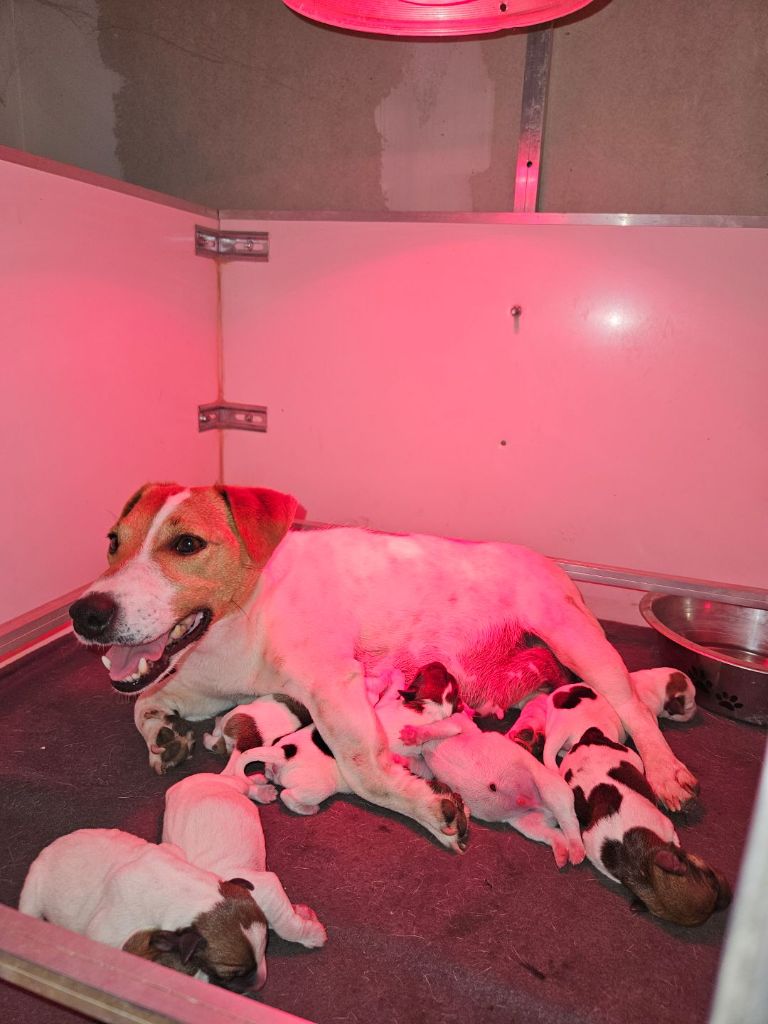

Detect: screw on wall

[510,305,523,335]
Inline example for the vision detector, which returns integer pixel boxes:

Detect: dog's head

[123,879,268,990]
[399,662,462,716]
[604,828,731,927]
[660,672,697,722]
[69,484,297,694]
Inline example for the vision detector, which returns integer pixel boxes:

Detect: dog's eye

[107,532,119,555]
[173,534,207,555]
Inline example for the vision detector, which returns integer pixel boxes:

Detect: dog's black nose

[69,594,118,640]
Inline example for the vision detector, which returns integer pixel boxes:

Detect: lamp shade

[282,1,596,37]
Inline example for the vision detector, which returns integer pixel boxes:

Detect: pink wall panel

[0,155,219,623]
[220,218,768,599]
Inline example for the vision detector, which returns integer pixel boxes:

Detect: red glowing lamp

[282,0,597,37]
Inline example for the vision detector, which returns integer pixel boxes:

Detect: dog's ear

[147,927,207,964]
[654,849,688,875]
[225,877,255,891]
[217,486,298,569]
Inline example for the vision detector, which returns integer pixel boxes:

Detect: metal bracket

[195,226,269,260]
[198,402,267,432]
[513,25,554,213]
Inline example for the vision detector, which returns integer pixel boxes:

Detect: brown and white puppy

[19,828,274,987]
[162,772,327,988]
[203,694,311,761]
[631,668,697,722]
[559,730,730,926]
[69,483,697,852]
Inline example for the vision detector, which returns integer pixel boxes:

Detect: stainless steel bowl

[639,593,768,726]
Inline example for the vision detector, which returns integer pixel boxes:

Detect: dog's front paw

[428,780,469,852]
[292,904,328,947]
[568,836,586,866]
[646,759,699,812]
[148,714,195,774]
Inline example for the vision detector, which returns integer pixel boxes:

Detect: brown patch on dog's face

[601,827,732,927]
[224,713,264,753]
[192,882,268,986]
[663,672,695,720]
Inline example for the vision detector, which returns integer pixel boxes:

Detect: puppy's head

[69,484,297,695]
[399,662,462,717]
[660,672,697,722]
[123,879,268,989]
[608,829,731,927]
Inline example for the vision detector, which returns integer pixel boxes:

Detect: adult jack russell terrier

[69,483,697,851]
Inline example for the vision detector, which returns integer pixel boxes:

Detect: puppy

[163,772,327,988]
[513,683,625,772]
[203,694,311,759]
[235,664,466,815]
[559,729,730,925]
[400,713,584,868]
[19,828,275,986]
[632,668,697,722]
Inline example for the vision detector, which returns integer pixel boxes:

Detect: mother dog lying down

[69,484,698,852]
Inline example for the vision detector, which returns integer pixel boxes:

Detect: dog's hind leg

[522,577,698,811]
[506,809,570,869]
[291,661,469,852]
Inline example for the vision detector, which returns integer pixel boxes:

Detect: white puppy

[19,828,273,987]
[235,663,465,819]
[203,694,310,759]
[162,771,327,989]
[631,668,697,721]
[559,728,729,926]
[518,683,625,772]
[400,714,584,868]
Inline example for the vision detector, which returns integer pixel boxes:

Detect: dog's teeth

[101,655,112,670]
[138,657,149,675]
[170,624,185,640]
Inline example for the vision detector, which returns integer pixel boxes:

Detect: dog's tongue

[106,632,171,681]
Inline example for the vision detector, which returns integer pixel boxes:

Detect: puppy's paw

[646,759,699,812]
[552,836,569,869]
[428,780,469,852]
[399,725,421,747]
[248,783,278,804]
[568,837,586,865]
[148,715,195,774]
[292,904,328,947]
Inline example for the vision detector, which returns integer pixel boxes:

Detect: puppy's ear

[712,869,733,911]
[225,877,255,891]
[176,927,207,965]
[654,849,688,875]
[217,486,298,569]
[122,929,158,959]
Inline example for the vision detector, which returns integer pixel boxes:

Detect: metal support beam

[513,25,554,212]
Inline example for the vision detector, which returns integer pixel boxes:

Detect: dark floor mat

[1,627,764,1024]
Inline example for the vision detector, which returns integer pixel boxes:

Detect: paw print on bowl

[715,691,743,711]
[690,665,713,694]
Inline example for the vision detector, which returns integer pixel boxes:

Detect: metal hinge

[198,402,268,432]
[195,226,269,261]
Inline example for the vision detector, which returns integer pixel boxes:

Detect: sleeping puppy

[631,668,697,722]
[19,828,274,986]
[400,709,584,868]
[559,729,730,926]
[508,669,698,764]
[235,664,466,821]
[203,694,311,759]
[511,683,625,771]
[163,772,327,988]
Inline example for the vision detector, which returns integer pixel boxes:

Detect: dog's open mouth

[103,609,213,693]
